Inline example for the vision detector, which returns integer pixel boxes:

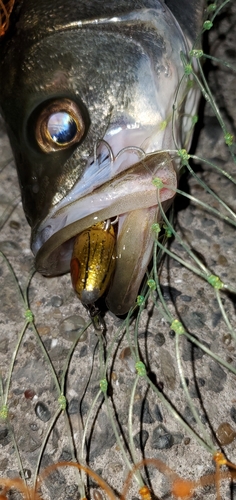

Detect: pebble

[119,347,136,373]
[93,490,104,500]
[160,349,176,390]
[48,295,63,307]
[206,361,227,393]
[151,425,174,449]
[230,407,236,424]
[58,448,72,462]
[35,401,51,422]
[59,315,87,342]
[133,430,149,450]
[79,345,88,357]
[9,220,20,230]
[153,404,163,422]
[0,427,10,446]
[216,422,236,445]
[20,469,31,479]
[89,419,116,461]
[182,337,209,362]
[29,422,39,431]
[160,285,182,302]
[68,398,80,415]
[154,332,165,347]
[0,458,8,472]
[180,295,192,302]
[183,406,197,426]
[133,399,154,424]
[0,240,20,254]
[18,431,41,453]
[0,338,8,354]
[37,325,51,336]
[24,389,36,400]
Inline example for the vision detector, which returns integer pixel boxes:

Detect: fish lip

[32,151,178,276]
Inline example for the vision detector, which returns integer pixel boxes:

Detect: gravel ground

[0,2,236,500]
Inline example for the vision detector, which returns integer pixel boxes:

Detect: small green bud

[170,319,185,335]
[152,177,164,189]
[207,275,224,289]
[135,361,147,377]
[203,20,213,30]
[58,394,67,410]
[100,379,108,393]
[147,279,156,291]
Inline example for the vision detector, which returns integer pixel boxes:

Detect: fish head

[0,0,202,314]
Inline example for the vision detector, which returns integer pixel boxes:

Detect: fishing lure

[70,220,116,305]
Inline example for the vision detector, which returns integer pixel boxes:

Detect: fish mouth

[32,149,177,315]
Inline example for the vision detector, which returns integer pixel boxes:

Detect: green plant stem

[128,375,144,487]
[175,334,216,453]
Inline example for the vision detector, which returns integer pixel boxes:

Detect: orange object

[0,0,15,36]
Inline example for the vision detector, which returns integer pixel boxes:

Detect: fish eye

[35,99,85,153]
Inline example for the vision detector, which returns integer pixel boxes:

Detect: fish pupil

[47,111,77,144]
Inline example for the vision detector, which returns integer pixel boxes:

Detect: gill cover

[0,0,204,314]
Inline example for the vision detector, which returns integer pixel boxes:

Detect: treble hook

[84,303,106,334]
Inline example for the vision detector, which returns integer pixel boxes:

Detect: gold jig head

[70,220,116,305]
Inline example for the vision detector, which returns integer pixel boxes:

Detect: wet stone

[93,490,103,500]
[29,422,39,431]
[20,469,31,480]
[66,484,79,500]
[51,427,60,452]
[0,240,21,254]
[9,220,20,230]
[172,432,184,445]
[0,338,8,354]
[119,347,136,373]
[180,295,192,302]
[206,361,227,392]
[87,469,103,489]
[184,406,197,426]
[35,401,51,422]
[154,332,165,347]
[59,315,87,342]
[58,448,72,462]
[182,311,206,330]
[89,422,116,461]
[212,311,222,327]
[151,425,174,450]
[160,349,176,391]
[182,337,209,362]
[48,295,63,307]
[68,398,80,415]
[230,407,236,424]
[133,430,149,450]
[216,422,236,445]
[41,454,66,498]
[0,427,10,446]
[160,285,182,302]
[13,360,46,384]
[0,458,8,471]
[18,431,41,453]
[79,344,88,357]
[153,404,163,422]
[198,378,206,387]
[24,389,36,399]
[133,399,154,424]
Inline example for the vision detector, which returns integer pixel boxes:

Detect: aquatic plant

[0,1,236,499]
